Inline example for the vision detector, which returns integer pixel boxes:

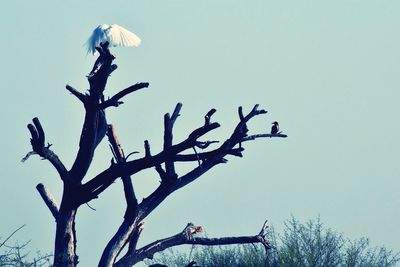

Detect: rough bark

[54,207,78,267]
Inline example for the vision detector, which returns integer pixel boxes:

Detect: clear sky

[1,1,399,266]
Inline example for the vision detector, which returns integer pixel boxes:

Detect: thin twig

[85,203,97,211]
[0,225,26,248]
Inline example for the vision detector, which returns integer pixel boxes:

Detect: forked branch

[84,103,285,212]
[24,117,68,180]
[81,112,221,200]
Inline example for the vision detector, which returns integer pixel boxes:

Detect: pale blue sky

[1,1,400,266]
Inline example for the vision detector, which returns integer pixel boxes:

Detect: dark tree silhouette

[23,42,287,267]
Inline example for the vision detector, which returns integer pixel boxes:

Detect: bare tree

[23,42,287,267]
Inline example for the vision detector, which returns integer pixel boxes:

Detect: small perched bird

[271,121,279,136]
[86,24,141,54]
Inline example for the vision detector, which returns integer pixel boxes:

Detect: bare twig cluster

[1,225,52,266]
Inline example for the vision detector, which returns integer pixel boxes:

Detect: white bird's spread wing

[86,24,141,54]
[86,24,109,54]
[106,24,141,48]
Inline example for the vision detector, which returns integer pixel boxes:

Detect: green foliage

[146,217,400,267]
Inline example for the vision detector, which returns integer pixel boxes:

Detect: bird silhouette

[271,121,279,137]
[86,24,141,54]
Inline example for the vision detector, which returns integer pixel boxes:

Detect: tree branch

[241,133,288,141]
[128,222,145,255]
[25,118,68,180]
[69,109,107,181]
[106,125,138,212]
[36,183,59,220]
[65,85,87,104]
[81,117,221,200]
[163,103,182,182]
[98,125,140,267]
[69,42,117,181]
[98,83,149,110]
[115,222,271,266]
[88,42,117,98]
[0,225,26,249]
[228,104,267,144]
[138,159,221,220]
[81,103,283,266]
[83,104,273,209]
[174,147,244,162]
[135,105,272,222]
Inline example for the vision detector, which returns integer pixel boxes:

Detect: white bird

[86,24,141,54]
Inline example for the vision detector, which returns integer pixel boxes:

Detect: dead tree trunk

[24,42,287,267]
[54,205,77,266]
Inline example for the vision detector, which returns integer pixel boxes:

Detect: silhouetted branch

[65,85,87,103]
[25,117,68,180]
[154,164,167,180]
[163,103,182,182]
[133,105,272,222]
[88,42,117,96]
[195,140,219,149]
[81,115,221,200]
[69,108,107,180]
[228,104,267,143]
[36,183,59,220]
[0,225,26,249]
[98,125,140,267]
[138,159,220,220]
[106,125,137,211]
[204,108,216,125]
[68,43,117,181]
[115,222,271,266]
[98,83,149,109]
[107,125,125,161]
[89,104,272,222]
[174,147,244,162]
[144,140,152,158]
[241,133,288,141]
